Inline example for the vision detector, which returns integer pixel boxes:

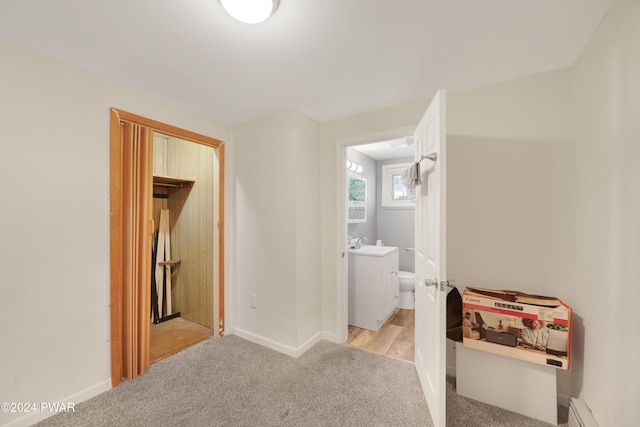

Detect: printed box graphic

[462,287,572,370]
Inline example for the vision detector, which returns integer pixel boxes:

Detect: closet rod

[153,193,169,199]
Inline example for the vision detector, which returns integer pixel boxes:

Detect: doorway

[148,132,219,363]
[337,92,448,426]
[339,131,416,363]
[109,109,225,386]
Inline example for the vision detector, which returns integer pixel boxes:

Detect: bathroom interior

[345,137,416,362]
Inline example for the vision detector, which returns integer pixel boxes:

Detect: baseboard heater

[569,398,598,427]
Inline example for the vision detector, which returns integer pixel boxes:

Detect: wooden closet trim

[110,108,225,387]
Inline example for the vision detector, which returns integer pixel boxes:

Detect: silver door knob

[424,279,437,287]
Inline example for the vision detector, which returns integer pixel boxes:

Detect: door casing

[335,126,414,343]
[109,108,225,387]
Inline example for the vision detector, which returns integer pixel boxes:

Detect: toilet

[398,271,415,309]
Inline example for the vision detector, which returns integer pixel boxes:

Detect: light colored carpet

[37,335,567,426]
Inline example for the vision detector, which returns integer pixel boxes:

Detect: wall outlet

[250,293,257,308]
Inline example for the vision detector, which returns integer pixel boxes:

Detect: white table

[456,344,558,425]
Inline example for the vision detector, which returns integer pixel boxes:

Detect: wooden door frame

[110,108,225,387]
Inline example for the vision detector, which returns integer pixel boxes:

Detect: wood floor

[346,308,415,362]
[150,317,214,364]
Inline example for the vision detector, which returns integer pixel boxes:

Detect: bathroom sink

[348,245,398,257]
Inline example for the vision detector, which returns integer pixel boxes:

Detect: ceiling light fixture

[220,0,279,24]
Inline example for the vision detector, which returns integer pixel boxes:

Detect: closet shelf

[153,175,195,189]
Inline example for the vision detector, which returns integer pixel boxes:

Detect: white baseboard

[321,331,339,343]
[3,379,111,427]
[297,332,322,356]
[446,364,456,378]
[230,328,322,358]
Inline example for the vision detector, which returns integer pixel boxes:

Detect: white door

[414,90,447,427]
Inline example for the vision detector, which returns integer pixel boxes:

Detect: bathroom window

[381,163,415,208]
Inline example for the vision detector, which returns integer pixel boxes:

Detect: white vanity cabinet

[348,246,399,331]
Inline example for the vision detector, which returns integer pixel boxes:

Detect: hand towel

[401,161,420,188]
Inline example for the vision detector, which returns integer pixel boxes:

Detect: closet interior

[149,133,219,363]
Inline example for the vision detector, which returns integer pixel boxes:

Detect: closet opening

[109,109,225,387]
[149,133,218,364]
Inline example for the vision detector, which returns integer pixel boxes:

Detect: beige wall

[447,67,574,298]
[568,0,640,424]
[2,0,638,424]
[293,111,322,346]
[232,109,321,351]
[446,69,574,400]
[0,40,231,426]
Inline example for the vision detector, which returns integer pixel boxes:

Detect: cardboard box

[462,287,572,370]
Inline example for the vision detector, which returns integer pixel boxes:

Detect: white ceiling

[352,137,415,161]
[0,0,612,125]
